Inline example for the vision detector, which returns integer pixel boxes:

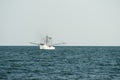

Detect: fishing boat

[30,36,65,50]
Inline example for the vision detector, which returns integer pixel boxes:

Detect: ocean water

[0,46,120,80]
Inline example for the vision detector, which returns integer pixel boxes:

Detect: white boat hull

[40,44,55,50]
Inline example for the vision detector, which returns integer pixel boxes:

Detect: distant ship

[40,36,55,50]
[31,36,65,50]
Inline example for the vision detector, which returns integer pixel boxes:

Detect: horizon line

[0,45,120,47]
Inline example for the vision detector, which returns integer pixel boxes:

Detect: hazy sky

[0,0,120,46]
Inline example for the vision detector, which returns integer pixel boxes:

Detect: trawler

[31,36,65,50]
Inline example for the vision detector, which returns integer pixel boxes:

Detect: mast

[46,36,48,45]
[45,36,52,46]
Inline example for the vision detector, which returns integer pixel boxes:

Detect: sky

[0,0,120,46]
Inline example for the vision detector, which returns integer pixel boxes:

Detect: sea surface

[0,46,120,80]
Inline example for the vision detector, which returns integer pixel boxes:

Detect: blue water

[0,46,120,80]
